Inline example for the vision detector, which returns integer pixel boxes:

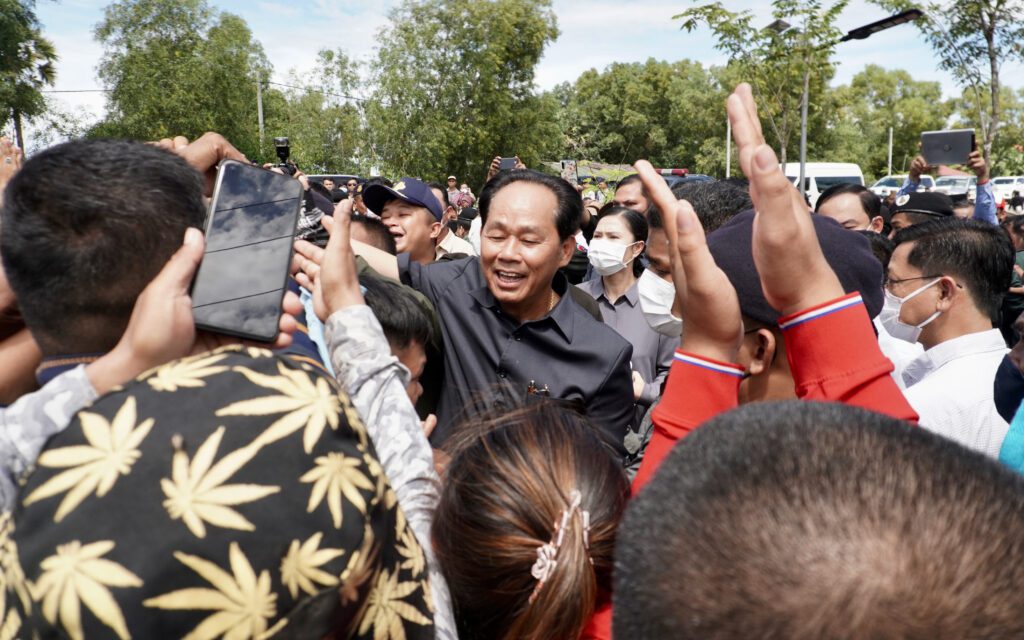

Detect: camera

[273,136,297,176]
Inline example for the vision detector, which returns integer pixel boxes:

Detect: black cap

[707,209,884,324]
[891,192,955,218]
[458,206,479,221]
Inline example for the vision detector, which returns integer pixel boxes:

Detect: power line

[265,81,367,103]
[40,89,111,93]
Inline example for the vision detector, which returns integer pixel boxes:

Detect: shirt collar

[597,279,639,307]
[36,353,104,386]
[902,328,1007,387]
[468,270,575,341]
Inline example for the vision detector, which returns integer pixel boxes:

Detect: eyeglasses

[883,274,941,289]
[347,182,358,188]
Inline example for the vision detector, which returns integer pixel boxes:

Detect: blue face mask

[994,354,1024,423]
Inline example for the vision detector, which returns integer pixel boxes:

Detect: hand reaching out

[727,83,845,317]
[634,160,743,362]
[293,206,365,322]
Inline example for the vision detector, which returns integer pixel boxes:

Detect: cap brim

[362,184,442,220]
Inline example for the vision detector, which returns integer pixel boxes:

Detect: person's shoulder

[575,278,601,297]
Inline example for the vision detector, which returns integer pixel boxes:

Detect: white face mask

[878,278,942,343]
[638,269,682,337]
[588,238,638,276]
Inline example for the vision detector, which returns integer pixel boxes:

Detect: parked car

[869,174,934,196]
[662,174,714,188]
[782,162,864,209]
[932,176,977,200]
[992,176,1024,202]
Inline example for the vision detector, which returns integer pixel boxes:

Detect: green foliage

[93,0,270,157]
[261,49,365,174]
[828,65,952,180]
[364,0,561,186]
[554,59,727,171]
[868,0,1024,160]
[676,0,848,164]
[0,0,57,142]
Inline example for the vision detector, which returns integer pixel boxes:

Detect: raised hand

[293,205,365,323]
[727,83,844,317]
[154,132,249,196]
[634,160,743,363]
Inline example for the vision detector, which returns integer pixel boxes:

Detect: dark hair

[815,183,881,220]
[1006,215,1024,238]
[426,180,450,209]
[363,176,393,189]
[359,274,434,350]
[479,170,582,241]
[1,139,205,354]
[347,214,397,254]
[596,205,648,277]
[856,229,894,271]
[614,400,1024,639]
[661,180,753,234]
[434,400,629,640]
[893,218,1013,321]
[614,174,647,199]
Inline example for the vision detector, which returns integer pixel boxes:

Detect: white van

[782,162,865,209]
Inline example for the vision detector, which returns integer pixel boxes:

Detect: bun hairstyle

[433,401,629,640]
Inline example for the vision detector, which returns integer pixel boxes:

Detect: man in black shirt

[296,170,636,458]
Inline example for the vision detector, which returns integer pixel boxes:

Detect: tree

[93,0,270,157]
[364,0,561,186]
[0,0,57,149]
[869,0,1024,162]
[676,0,848,164]
[554,58,728,171]
[261,49,366,173]
[827,65,952,180]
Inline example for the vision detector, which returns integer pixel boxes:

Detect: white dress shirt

[875,317,924,390]
[902,328,1009,457]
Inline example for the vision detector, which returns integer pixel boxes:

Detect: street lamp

[793,9,922,192]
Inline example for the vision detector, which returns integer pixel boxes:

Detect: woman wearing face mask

[577,206,679,423]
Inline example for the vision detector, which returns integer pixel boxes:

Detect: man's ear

[558,235,576,268]
[936,275,961,310]
[429,221,443,240]
[869,216,885,233]
[746,328,777,377]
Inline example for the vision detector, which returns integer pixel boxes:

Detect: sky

[20,0,1024,138]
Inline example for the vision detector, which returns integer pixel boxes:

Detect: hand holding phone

[190,160,303,342]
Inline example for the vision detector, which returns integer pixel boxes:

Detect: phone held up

[920,129,975,166]
[190,160,303,342]
[499,156,517,171]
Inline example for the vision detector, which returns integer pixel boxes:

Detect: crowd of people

[3,83,1024,639]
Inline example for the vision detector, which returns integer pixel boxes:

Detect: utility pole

[256,76,265,150]
[726,116,732,178]
[887,127,893,176]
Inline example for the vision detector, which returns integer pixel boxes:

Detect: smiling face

[380,199,441,264]
[480,181,574,322]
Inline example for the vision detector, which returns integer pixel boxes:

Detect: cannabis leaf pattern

[143,542,284,639]
[300,452,374,528]
[280,532,345,600]
[32,540,141,640]
[23,397,153,521]
[358,569,431,640]
[147,353,229,392]
[216,364,340,452]
[161,427,280,538]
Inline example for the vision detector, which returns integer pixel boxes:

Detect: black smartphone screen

[499,157,517,171]
[190,160,303,342]
[921,129,975,166]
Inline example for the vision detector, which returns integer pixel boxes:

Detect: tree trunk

[12,110,25,151]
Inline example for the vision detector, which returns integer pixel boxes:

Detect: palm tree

[1,1,58,149]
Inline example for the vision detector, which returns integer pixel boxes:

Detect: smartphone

[561,159,579,185]
[499,157,517,171]
[921,129,975,166]
[190,160,303,342]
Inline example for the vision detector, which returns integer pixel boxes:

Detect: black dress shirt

[400,254,635,457]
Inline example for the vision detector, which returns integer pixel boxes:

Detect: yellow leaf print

[279,532,345,600]
[31,540,141,640]
[216,364,340,452]
[161,427,280,538]
[147,353,229,392]
[300,452,374,529]
[395,523,425,577]
[0,513,28,640]
[143,542,279,640]
[24,397,154,521]
[357,569,432,640]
